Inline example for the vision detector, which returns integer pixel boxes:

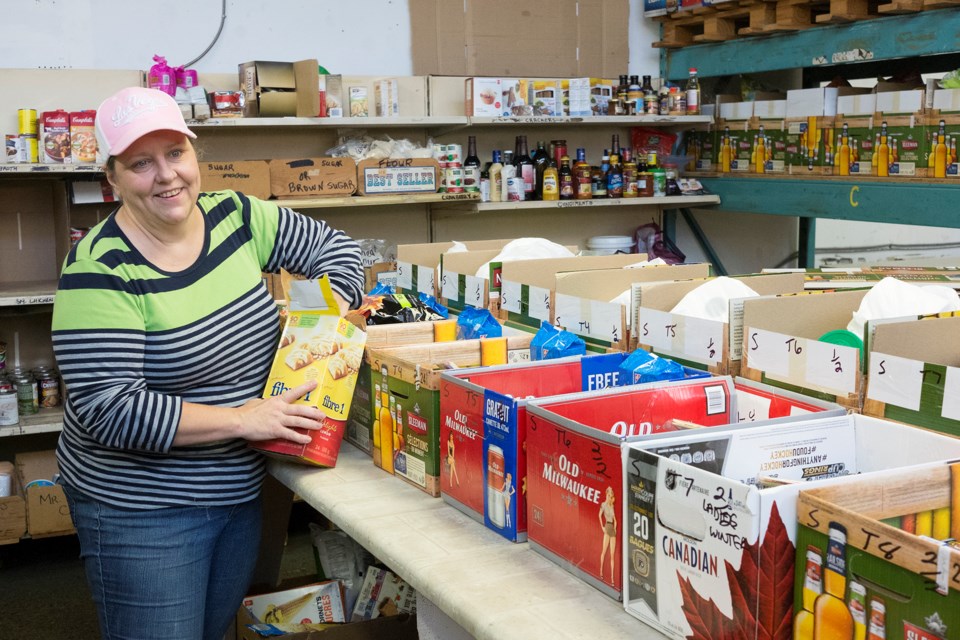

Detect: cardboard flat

[15,450,74,537]
[410,0,628,78]
[500,255,669,292]
[268,158,357,199]
[0,461,26,544]
[199,161,271,200]
[623,415,960,640]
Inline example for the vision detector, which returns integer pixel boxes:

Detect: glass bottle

[574,148,592,200]
[755,126,767,174]
[623,148,638,198]
[812,522,854,640]
[542,155,559,201]
[533,140,549,200]
[848,581,867,640]
[488,150,503,202]
[559,155,575,200]
[378,368,394,474]
[464,135,481,193]
[934,119,948,178]
[876,122,890,178]
[685,67,700,115]
[611,134,622,160]
[866,597,885,640]
[372,382,383,466]
[637,150,653,197]
[515,135,535,199]
[793,545,822,640]
[594,150,609,198]
[606,153,623,198]
[479,159,491,202]
[642,75,658,115]
[838,124,851,177]
[628,76,642,115]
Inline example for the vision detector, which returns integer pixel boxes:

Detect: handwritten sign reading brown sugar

[268,157,357,198]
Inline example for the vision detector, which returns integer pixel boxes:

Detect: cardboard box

[70,180,118,204]
[268,157,358,199]
[500,259,710,341]
[932,87,960,113]
[252,275,367,467]
[348,86,368,118]
[590,78,616,115]
[239,59,320,117]
[439,352,630,542]
[718,101,754,121]
[0,461,26,545]
[374,79,399,117]
[831,115,877,176]
[923,114,960,179]
[525,376,841,600]
[714,121,753,174]
[396,238,520,298]
[863,314,960,437]
[344,320,457,455]
[500,78,531,116]
[531,80,563,116]
[15,450,74,537]
[837,91,876,116]
[795,463,960,640]
[874,116,927,178]
[464,77,502,117]
[367,335,533,494]
[623,415,960,640]
[243,580,347,625]
[740,289,868,410]
[410,0,628,78]
[875,88,925,116]
[632,272,807,376]
[752,100,786,120]
[350,567,416,621]
[745,117,788,174]
[199,160,271,200]
[786,87,839,118]
[355,157,440,196]
[320,74,345,117]
[784,116,835,174]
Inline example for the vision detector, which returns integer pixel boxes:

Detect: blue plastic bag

[530,321,587,361]
[367,282,395,296]
[617,349,686,385]
[456,307,502,340]
[418,292,449,319]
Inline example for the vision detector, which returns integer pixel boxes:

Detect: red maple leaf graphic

[678,501,796,640]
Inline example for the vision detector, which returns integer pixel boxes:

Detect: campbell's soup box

[40,110,71,164]
[70,111,97,164]
[524,376,844,600]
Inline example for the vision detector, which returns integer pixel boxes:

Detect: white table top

[268,443,668,640]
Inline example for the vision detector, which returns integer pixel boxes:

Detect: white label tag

[528,285,551,321]
[867,352,924,412]
[745,328,791,377]
[804,339,858,395]
[637,308,676,351]
[683,316,724,365]
[416,265,435,295]
[441,270,460,301]
[941,366,960,421]
[464,275,484,308]
[396,260,413,291]
[590,300,623,344]
[501,280,522,313]
[735,389,773,422]
[553,294,583,332]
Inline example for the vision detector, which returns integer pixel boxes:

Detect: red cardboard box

[524,377,843,600]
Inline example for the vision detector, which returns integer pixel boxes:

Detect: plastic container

[586,235,634,255]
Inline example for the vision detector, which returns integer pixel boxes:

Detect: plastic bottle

[606,153,623,198]
[489,150,503,202]
[542,158,559,201]
[685,68,700,115]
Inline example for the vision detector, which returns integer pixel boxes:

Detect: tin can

[445,144,462,164]
[432,143,445,162]
[19,135,38,163]
[13,374,38,416]
[486,444,506,528]
[0,377,12,393]
[444,164,465,193]
[38,371,61,408]
[5,134,18,163]
[18,109,38,136]
[0,387,17,426]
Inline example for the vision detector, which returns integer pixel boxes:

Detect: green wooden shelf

[663,9,960,80]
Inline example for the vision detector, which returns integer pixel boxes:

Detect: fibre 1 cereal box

[253,273,366,467]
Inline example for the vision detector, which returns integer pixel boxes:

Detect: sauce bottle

[559,156,575,200]
[488,150,503,202]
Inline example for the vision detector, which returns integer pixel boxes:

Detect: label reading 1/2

[528,285,551,321]
[747,328,857,394]
[415,264,435,295]
[464,275,484,308]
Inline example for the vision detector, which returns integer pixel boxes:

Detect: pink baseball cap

[95,86,196,157]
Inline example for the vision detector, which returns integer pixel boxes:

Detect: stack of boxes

[465,76,619,117]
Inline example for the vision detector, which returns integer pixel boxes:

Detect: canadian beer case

[623,414,960,640]
[524,376,842,600]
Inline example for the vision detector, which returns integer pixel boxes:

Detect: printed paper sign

[501,280,521,313]
[464,275,484,308]
[637,308,676,351]
[683,316,724,365]
[528,285,551,322]
[804,340,858,395]
[416,264,435,295]
[745,328,791,377]
[942,366,960,421]
[441,270,459,301]
[396,260,413,290]
[867,352,924,412]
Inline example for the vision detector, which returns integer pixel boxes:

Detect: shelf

[277,191,480,209]
[474,194,720,211]
[663,8,960,80]
[0,164,101,175]
[0,281,58,307]
[186,115,470,129]
[698,176,960,227]
[467,115,713,126]
[0,408,64,438]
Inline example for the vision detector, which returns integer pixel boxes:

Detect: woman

[446,431,460,487]
[52,87,363,640]
[598,486,617,583]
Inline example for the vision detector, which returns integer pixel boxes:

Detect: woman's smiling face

[107,130,200,228]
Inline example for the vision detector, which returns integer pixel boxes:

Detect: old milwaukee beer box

[345,318,459,456]
[740,288,868,410]
[795,463,960,640]
[863,314,960,438]
[438,352,630,542]
[524,376,842,600]
[623,414,960,640]
[15,450,74,537]
[632,272,806,376]
[253,273,367,467]
[367,335,532,495]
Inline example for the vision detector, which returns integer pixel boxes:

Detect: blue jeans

[63,486,262,640]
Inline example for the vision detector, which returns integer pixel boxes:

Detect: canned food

[445,144,463,164]
[0,387,17,427]
[13,374,38,416]
[39,373,60,408]
[70,227,91,245]
[432,143,445,161]
[5,134,18,163]
[19,135,38,163]
[486,444,506,528]
[18,109,38,136]
[445,165,464,193]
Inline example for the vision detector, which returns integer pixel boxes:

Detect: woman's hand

[235,381,323,444]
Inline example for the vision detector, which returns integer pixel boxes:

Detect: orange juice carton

[253,272,367,467]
